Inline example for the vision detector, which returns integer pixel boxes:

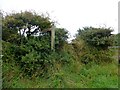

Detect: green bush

[74,27,114,64]
[75,41,114,64]
[77,27,113,49]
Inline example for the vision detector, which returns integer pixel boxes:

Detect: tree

[2,11,53,44]
[76,27,113,49]
[2,11,69,77]
[74,27,114,64]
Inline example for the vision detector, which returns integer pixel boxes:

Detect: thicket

[2,11,70,79]
[72,27,115,64]
[2,11,117,87]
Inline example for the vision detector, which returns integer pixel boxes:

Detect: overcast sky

[1,0,119,40]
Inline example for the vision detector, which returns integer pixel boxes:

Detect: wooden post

[51,26,55,51]
[40,26,55,51]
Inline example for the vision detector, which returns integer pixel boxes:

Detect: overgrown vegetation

[2,11,118,88]
[73,27,115,64]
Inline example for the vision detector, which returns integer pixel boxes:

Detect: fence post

[51,26,55,51]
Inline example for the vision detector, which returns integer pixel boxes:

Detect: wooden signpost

[42,26,55,51]
[51,26,55,51]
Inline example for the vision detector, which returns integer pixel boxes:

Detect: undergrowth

[2,60,118,88]
[2,26,118,88]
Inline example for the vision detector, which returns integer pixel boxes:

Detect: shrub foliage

[2,11,116,82]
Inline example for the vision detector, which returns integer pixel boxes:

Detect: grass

[2,46,118,88]
[2,60,118,88]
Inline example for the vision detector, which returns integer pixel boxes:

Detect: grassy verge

[3,60,118,88]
